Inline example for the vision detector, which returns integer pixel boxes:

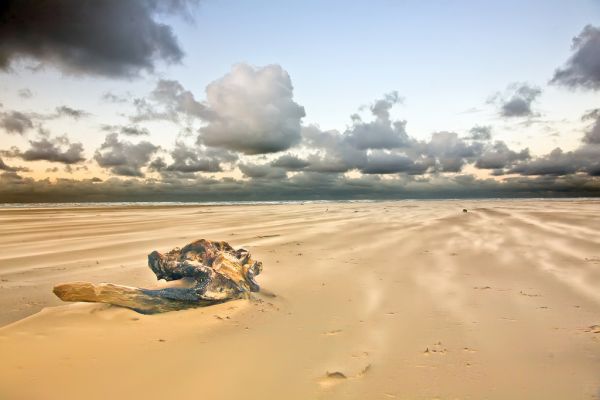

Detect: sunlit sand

[0,200,599,399]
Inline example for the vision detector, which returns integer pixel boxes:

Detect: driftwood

[53,239,263,314]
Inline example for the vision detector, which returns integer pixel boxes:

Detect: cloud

[121,126,150,136]
[9,134,86,164]
[102,92,129,103]
[475,141,530,170]
[1,67,598,201]
[151,141,232,174]
[0,0,196,77]
[425,131,482,172]
[102,124,150,136]
[301,125,367,173]
[18,88,33,99]
[64,164,88,174]
[0,106,89,134]
[55,106,90,119]
[239,163,287,179]
[270,154,310,170]
[582,109,600,144]
[508,148,580,176]
[0,170,598,203]
[300,114,484,175]
[468,125,492,141]
[551,25,600,90]
[131,79,209,122]
[345,92,410,149]
[490,83,542,117]
[360,150,433,175]
[294,96,483,176]
[94,133,159,176]
[0,157,15,171]
[300,123,483,175]
[198,64,306,154]
[0,111,34,134]
[508,145,600,177]
[0,171,27,187]
[0,156,29,172]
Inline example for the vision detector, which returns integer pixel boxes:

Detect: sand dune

[0,200,599,399]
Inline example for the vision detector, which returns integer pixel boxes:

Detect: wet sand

[0,200,599,399]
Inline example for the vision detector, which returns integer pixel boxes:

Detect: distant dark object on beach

[53,239,263,313]
[462,209,468,213]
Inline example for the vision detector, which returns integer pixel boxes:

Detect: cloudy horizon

[1,0,599,202]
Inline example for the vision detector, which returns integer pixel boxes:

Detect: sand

[0,200,599,399]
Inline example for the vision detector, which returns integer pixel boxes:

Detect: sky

[0,0,599,201]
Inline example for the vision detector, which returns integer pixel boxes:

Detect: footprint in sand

[585,325,600,334]
[520,290,541,297]
[357,364,371,377]
[318,371,347,388]
[351,351,369,358]
[423,342,448,355]
[322,329,343,336]
[318,364,372,388]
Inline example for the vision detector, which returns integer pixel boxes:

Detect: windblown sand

[0,200,599,399]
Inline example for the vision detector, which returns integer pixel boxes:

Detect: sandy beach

[0,200,599,399]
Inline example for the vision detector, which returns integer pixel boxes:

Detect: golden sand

[0,200,599,399]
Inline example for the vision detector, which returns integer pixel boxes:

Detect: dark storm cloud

[9,134,86,164]
[360,151,433,175]
[0,171,597,203]
[0,0,197,77]
[508,145,600,177]
[475,141,530,170]
[0,111,33,134]
[152,141,230,174]
[94,133,158,177]
[508,148,580,176]
[582,109,600,144]
[551,25,600,90]
[198,64,306,154]
[270,154,310,170]
[239,163,287,179]
[0,171,26,186]
[491,83,542,118]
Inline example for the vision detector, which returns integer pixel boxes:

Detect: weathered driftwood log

[53,239,263,314]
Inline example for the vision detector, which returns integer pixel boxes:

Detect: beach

[0,200,599,399]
